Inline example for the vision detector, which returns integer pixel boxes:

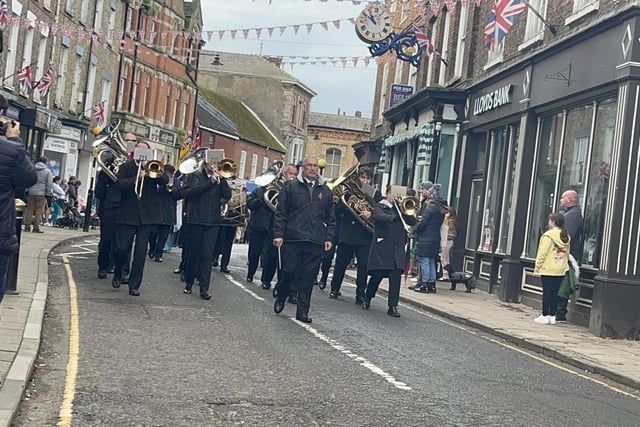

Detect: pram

[53,199,83,229]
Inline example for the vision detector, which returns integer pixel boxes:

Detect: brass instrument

[255,161,285,212]
[221,181,248,226]
[398,196,419,216]
[326,163,376,233]
[217,158,237,179]
[92,120,130,182]
[178,149,237,182]
[134,153,164,199]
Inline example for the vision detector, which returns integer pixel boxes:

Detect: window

[250,154,258,180]
[559,104,593,197]
[80,0,90,25]
[130,69,139,113]
[34,35,48,103]
[485,41,504,69]
[84,62,97,118]
[438,8,451,85]
[394,59,403,84]
[117,66,127,110]
[263,156,269,173]
[426,20,438,86]
[377,64,389,124]
[95,0,105,32]
[172,87,179,125]
[239,150,247,179]
[497,125,520,253]
[523,0,546,44]
[164,83,171,123]
[23,25,35,74]
[479,127,509,252]
[3,16,20,88]
[125,7,132,33]
[141,73,150,116]
[324,148,342,179]
[100,79,112,119]
[66,0,75,14]
[69,54,83,112]
[573,0,598,13]
[181,95,188,128]
[44,0,52,10]
[56,47,70,106]
[454,2,468,79]
[108,1,117,36]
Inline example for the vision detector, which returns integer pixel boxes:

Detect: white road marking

[226,275,265,301]
[54,239,99,257]
[294,320,412,391]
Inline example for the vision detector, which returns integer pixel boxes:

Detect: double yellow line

[58,256,80,427]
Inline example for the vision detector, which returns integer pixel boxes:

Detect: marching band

[92,121,446,319]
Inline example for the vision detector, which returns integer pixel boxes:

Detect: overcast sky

[199,0,377,118]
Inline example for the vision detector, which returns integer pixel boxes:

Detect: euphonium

[327,163,376,233]
[92,119,129,182]
[257,161,285,212]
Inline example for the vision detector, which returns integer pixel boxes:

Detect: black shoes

[154,257,162,262]
[329,290,339,299]
[362,297,371,310]
[317,280,327,290]
[220,267,230,273]
[408,282,422,290]
[200,292,211,300]
[148,251,154,259]
[213,261,219,267]
[274,299,285,313]
[261,282,271,290]
[414,283,428,293]
[112,277,121,288]
[173,267,182,274]
[296,315,312,323]
[387,306,400,317]
[355,297,364,305]
[98,270,107,279]
[246,276,253,283]
[184,284,193,294]
[287,295,298,305]
[129,289,140,296]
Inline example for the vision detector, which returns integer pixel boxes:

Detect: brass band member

[246,185,273,283]
[112,140,168,296]
[362,190,417,317]
[181,159,231,300]
[148,164,177,262]
[329,167,381,304]
[95,151,121,279]
[273,157,336,323]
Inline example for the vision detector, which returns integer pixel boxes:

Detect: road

[12,238,640,426]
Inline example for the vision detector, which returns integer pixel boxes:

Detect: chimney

[355,110,362,117]
[265,56,283,69]
[337,108,341,115]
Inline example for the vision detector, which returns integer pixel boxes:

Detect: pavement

[1,229,639,426]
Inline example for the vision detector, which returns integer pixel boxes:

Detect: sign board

[473,84,513,116]
[390,84,414,107]
[205,149,225,165]
[44,137,70,153]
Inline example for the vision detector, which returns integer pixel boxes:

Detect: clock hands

[368,13,378,25]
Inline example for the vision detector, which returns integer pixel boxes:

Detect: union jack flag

[35,67,53,97]
[413,26,435,54]
[0,0,9,28]
[484,0,527,51]
[192,118,201,152]
[92,101,106,127]
[17,65,32,92]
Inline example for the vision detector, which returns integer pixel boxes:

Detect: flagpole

[1,60,39,85]
[523,0,557,36]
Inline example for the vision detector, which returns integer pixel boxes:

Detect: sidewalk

[1,234,639,427]
[343,268,640,390]
[0,226,97,427]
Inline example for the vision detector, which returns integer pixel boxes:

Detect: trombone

[393,196,419,235]
[134,151,164,199]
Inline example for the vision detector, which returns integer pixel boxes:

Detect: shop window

[559,104,593,203]
[479,127,509,252]
[497,125,520,253]
[324,148,342,179]
[526,112,564,257]
[582,98,616,267]
[466,178,484,250]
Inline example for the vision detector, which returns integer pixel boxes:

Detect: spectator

[24,156,53,233]
[51,176,66,221]
[557,189,584,321]
[441,206,458,281]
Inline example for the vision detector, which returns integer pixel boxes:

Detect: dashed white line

[225,275,265,301]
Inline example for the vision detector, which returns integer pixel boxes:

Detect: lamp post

[428,121,442,183]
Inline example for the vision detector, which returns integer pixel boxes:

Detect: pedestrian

[24,156,54,233]
[362,190,417,317]
[51,176,66,222]
[556,189,583,321]
[0,108,37,306]
[148,164,177,262]
[272,156,336,323]
[413,184,448,293]
[533,212,570,325]
[441,206,458,281]
[246,182,274,283]
[95,152,122,279]
[67,176,78,208]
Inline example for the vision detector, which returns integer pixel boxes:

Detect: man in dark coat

[362,191,417,317]
[329,167,380,304]
[557,189,584,321]
[181,160,231,300]
[272,157,336,323]
[246,185,273,283]
[95,152,122,279]
[112,140,168,295]
[413,187,448,294]
[148,164,177,262]
[0,116,37,305]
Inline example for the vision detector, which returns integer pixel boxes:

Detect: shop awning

[376,123,434,173]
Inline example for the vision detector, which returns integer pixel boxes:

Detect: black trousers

[247,229,268,280]
[366,269,402,308]
[276,242,323,318]
[97,208,118,271]
[330,242,370,299]
[149,224,171,259]
[319,244,336,284]
[185,224,220,293]
[260,230,279,286]
[114,224,154,291]
[214,226,236,268]
[541,275,562,316]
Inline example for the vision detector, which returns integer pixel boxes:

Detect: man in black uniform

[148,164,176,262]
[112,140,168,296]
[95,152,121,279]
[181,158,231,299]
[272,157,335,323]
[246,184,273,283]
[329,167,380,304]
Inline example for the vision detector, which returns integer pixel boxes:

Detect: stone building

[197,51,315,166]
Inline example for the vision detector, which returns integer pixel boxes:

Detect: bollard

[6,198,26,295]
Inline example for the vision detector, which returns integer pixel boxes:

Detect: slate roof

[196,95,237,136]
[198,87,286,152]
[308,112,371,133]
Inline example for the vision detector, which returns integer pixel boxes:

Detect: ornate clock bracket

[368,30,427,68]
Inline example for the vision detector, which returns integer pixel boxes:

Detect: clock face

[355,5,392,43]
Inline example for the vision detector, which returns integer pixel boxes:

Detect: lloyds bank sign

[473,84,513,116]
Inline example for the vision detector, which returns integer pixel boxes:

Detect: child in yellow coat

[533,212,570,325]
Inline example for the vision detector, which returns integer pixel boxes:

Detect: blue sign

[390,84,414,107]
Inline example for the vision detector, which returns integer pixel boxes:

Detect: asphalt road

[12,238,640,426]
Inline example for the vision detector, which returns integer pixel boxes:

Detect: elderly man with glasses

[272,157,335,323]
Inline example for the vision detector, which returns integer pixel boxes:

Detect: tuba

[221,182,248,226]
[327,163,376,233]
[92,120,130,182]
[255,161,285,212]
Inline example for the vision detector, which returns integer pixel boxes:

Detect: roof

[196,95,237,136]
[308,112,371,133]
[198,87,286,152]
[199,50,316,97]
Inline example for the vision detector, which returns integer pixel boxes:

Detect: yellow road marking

[58,256,80,427]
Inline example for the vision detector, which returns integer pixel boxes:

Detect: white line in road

[295,320,412,391]
[54,239,99,257]
[226,275,265,301]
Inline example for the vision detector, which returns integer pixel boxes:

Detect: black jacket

[273,175,336,246]
[95,170,121,215]
[367,200,417,272]
[0,136,37,255]
[564,205,583,263]
[115,159,168,226]
[335,190,381,246]
[158,182,177,225]
[181,169,231,226]
[246,186,273,232]
[414,198,448,258]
